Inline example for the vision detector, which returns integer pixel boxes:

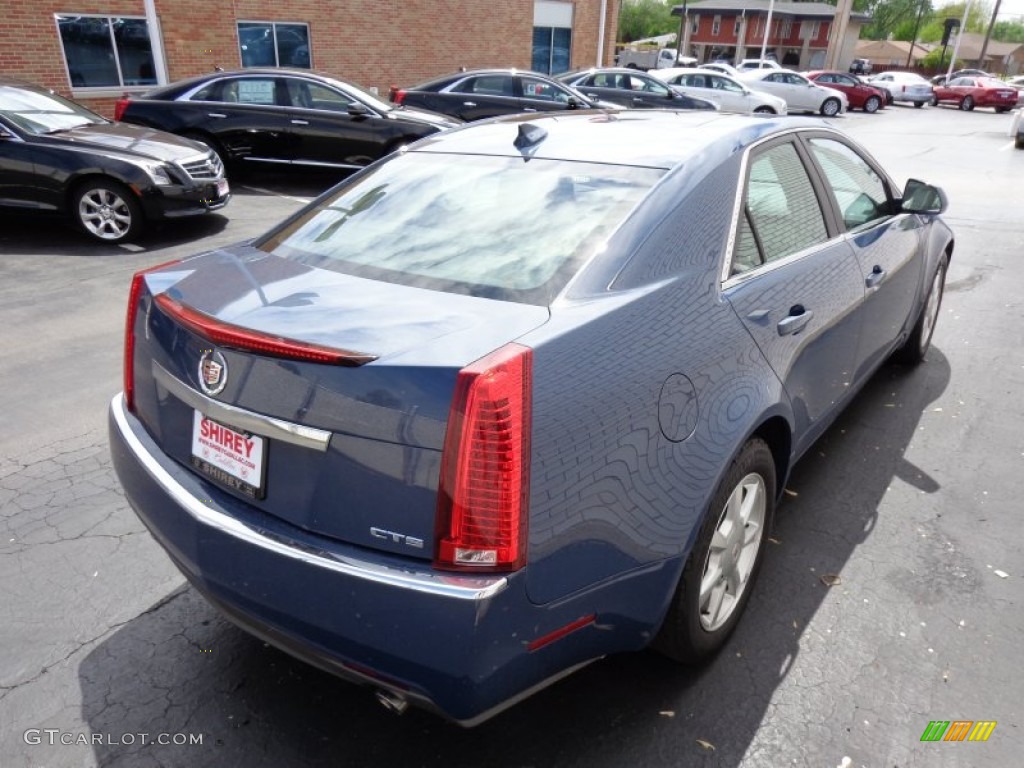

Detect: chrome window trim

[152,361,332,452]
[111,392,508,602]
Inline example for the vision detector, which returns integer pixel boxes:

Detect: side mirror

[347,103,369,117]
[901,179,948,215]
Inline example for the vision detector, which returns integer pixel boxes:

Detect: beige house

[947,32,1024,75]
[854,39,934,68]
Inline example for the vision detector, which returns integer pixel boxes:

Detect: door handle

[290,119,309,125]
[865,265,886,289]
[207,113,227,119]
[522,107,538,112]
[462,101,477,107]
[632,97,644,103]
[777,306,813,336]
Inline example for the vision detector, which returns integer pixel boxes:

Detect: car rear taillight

[391,88,406,105]
[113,95,131,121]
[436,343,532,572]
[124,261,180,412]
[152,293,378,366]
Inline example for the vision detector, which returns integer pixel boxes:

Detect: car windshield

[257,152,665,304]
[0,85,105,134]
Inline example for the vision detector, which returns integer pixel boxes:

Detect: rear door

[185,75,290,163]
[444,74,519,120]
[803,134,923,378]
[723,137,865,454]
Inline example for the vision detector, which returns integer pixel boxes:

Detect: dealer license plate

[191,411,265,498]
[216,178,229,198]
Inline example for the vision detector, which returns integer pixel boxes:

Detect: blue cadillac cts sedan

[109,110,953,725]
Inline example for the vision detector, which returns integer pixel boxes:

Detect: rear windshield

[256,152,665,304]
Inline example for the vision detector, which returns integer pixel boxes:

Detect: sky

[995,0,1024,23]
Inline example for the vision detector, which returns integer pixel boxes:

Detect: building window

[532,26,572,74]
[781,20,793,39]
[712,16,722,36]
[532,1,573,74]
[808,21,820,40]
[238,21,311,68]
[55,14,156,88]
[691,16,699,35]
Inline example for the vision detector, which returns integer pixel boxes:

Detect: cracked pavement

[1,120,1021,767]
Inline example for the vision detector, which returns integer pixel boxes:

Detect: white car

[652,68,788,115]
[866,72,934,108]
[738,59,782,71]
[699,62,742,78]
[739,68,848,116]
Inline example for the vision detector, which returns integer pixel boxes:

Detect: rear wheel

[72,179,143,243]
[863,95,881,114]
[960,95,975,111]
[820,97,841,117]
[653,438,776,663]
[995,106,1011,113]
[914,100,925,108]
[753,105,775,114]
[892,254,948,365]
[885,91,894,105]
[930,95,939,107]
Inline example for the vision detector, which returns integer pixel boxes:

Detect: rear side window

[258,153,665,304]
[731,142,828,274]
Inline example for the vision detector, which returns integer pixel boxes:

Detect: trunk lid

[130,245,549,561]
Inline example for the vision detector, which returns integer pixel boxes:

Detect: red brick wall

[2,0,619,118]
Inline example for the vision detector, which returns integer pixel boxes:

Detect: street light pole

[760,0,775,62]
[676,0,689,61]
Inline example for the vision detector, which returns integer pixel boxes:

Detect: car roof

[409,110,814,169]
[408,68,556,89]
[141,68,358,97]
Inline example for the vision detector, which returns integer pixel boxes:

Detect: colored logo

[920,720,997,742]
[198,349,228,396]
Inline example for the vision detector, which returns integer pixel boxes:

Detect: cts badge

[198,349,228,395]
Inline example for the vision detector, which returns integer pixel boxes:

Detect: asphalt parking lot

[2,105,1023,768]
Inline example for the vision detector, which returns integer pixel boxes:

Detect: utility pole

[906,0,929,69]
[978,0,1003,70]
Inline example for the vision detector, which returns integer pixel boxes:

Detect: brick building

[2,0,619,117]
[671,0,868,71]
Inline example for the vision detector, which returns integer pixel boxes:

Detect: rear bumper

[108,393,660,724]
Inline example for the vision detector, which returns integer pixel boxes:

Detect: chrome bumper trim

[152,362,332,452]
[111,393,507,602]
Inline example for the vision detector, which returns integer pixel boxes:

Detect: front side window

[521,76,574,103]
[55,14,156,88]
[258,153,665,304]
[238,22,311,68]
[808,138,890,231]
[732,142,828,274]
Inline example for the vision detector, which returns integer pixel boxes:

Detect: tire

[820,97,841,117]
[960,95,974,111]
[914,100,925,108]
[863,95,881,114]
[72,179,143,243]
[995,106,1011,114]
[753,105,775,114]
[930,95,939,107]
[892,254,948,365]
[1016,134,1024,150]
[885,91,894,105]
[653,438,776,663]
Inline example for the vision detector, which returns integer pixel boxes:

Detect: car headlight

[139,162,174,186]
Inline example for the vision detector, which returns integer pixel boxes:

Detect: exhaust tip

[375,689,409,715]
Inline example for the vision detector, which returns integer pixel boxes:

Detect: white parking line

[119,243,145,252]
[239,185,312,205]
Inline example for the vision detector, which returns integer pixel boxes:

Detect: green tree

[991,20,1024,43]
[919,47,962,67]
[618,0,677,43]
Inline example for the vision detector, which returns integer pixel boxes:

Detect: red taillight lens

[152,293,377,366]
[113,96,130,121]
[124,260,181,412]
[436,343,532,571]
[391,88,406,105]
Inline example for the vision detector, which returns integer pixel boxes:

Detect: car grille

[181,153,224,181]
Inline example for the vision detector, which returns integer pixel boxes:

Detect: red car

[806,70,886,113]
[932,76,1018,112]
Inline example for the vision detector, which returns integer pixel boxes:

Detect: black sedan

[116,69,461,176]
[558,68,717,111]
[0,78,229,243]
[390,69,615,121]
